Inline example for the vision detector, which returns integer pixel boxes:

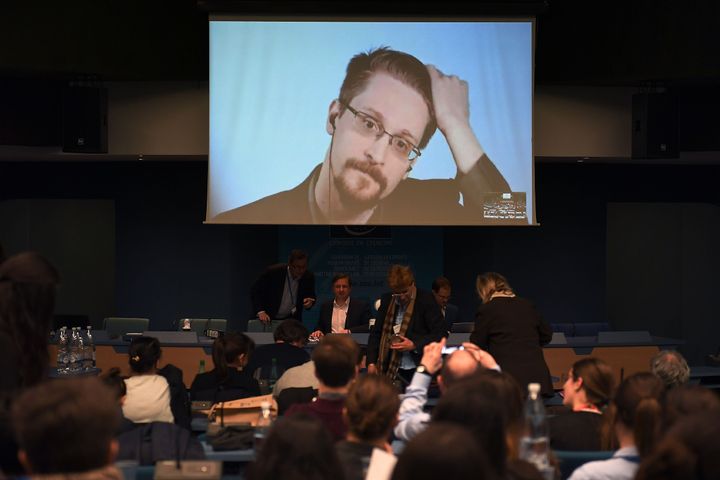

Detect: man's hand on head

[426,64,485,175]
[420,337,446,375]
[462,342,500,370]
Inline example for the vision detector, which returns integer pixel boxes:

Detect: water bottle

[519,383,553,480]
[198,359,206,374]
[68,327,81,374]
[56,326,69,375]
[253,401,273,452]
[84,326,96,370]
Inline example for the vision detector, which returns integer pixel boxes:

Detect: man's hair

[440,350,480,390]
[332,273,351,287]
[338,47,437,149]
[431,276,451,292]
[13,378,119,474]
[345,374,400,442]
[387,264,415,292]
[651,350,690,389]
[287,249,308,263]
[274,319,309,345]
[311,334,359,387]
[476,272,514,302]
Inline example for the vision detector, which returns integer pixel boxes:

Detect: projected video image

[207,21,534,226]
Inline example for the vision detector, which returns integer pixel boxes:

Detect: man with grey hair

[651,350,690,389]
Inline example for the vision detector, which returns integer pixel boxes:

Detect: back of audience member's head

[311,334,360,387]
[569,357,615,408]
[662,384,720,432]
[432,376,508,476]
[12,377,119,474]
[651,350,690,389]
[473,370,525,460]
[212,332,255,380]
[636,411,720,480]
[438,349,481,391]
[247,415,344,480]
[0,251,60,389]
[100,367,127,402]
[274,318,309,346]
[392,423,495,480]
[344,374,400,443]
[128,336,162,374]
[606,372,664,456]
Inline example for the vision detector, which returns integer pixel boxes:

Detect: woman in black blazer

[190,332,260,403]
[470,272,554,397]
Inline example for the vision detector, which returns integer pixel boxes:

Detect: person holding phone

[366,265,446,387]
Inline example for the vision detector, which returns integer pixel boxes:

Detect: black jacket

[250,263,316,322]
[316,298,371,334]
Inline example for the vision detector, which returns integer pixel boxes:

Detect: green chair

[103,317,150,338]
[177,318,228,336]
[246,319,283,333]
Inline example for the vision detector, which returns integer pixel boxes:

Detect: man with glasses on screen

[214,47,511,225]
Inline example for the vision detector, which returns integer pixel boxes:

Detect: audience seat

[573,322,610,337]
[103,317,150,338]
[554,450,614,480]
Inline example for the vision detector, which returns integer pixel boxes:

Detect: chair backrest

[450,322,474,333]
[246,319,282,333]
[103,317,150,338]
[554,450,614,480]
[574,322,611,337]
[178,318,228,335]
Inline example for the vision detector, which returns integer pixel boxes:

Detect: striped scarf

[377,295,415,383]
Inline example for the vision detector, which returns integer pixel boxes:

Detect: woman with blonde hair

[470,272,554,396]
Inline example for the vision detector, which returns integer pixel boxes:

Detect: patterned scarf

[377,293,416,383]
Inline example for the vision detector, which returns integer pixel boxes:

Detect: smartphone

[441,345,464,355]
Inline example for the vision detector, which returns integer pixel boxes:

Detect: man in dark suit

[251,249,316,324]
[432,276,460,333]
[367,265,446,386]
[310,273,372,338]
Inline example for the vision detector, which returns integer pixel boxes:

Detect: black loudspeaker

[632,92,678,159]
[62,85,108,153]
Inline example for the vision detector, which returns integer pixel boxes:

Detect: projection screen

[206,18,535,226]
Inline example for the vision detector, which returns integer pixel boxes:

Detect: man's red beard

[333,158,389,210]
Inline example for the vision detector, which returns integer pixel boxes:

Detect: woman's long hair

[0,252,59,389]
[211,332,255,381]
[571,357,615,409]
[476,272,514,303]
[128,336,162,374]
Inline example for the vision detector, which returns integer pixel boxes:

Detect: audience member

[245,319,310,382]
[12,377,121,477]
[310,273,372,337]
[650,350,690,389]
[273,360,319,397]
[247,415,345,480]
[0,252,60,475]
[367,265,446,386]
[391,423,494,480]
[549,357,615,451]
[661,384,720,432]
[636,411,720,480]
[470,272,554,397]
[431,276,459,333]
[123,336,190,429]
[286,334,360,441]
[337,375,400,480]
[568,372,664,480]
[394,338,499,441]
[100,367,137,434]
[190,332,260,402]
[251,249,316,324]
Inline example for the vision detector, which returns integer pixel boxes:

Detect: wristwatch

[416,364,431,376]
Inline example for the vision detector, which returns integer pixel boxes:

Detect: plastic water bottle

[56,326,69,375]
[520,383,553,480]
[68,327,81,374]
[253,401,273,452]
[84,326,96,370]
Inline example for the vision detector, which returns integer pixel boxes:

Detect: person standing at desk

[470,272,554,397]
[310,273,372,338]
[432,276,459,333]
[251,249,316,324]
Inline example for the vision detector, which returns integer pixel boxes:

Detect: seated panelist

[311,273,371,339]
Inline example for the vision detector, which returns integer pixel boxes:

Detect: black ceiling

[1,0,719,85]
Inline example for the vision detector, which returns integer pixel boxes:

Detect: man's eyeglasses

[340,102,421,162]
